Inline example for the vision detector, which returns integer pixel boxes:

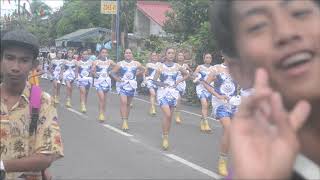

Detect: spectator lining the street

[0,29,64,180]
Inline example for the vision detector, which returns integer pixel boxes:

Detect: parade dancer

[76,50,93,113]
[143,52,160,116]
[174,52,191,124]
[92,48,116,122]
[153,47,189,150]
[110,49,145,131]
[62,49,77,108]
[201,58,241,176]
[193,53,216,132]
[50,51,64,104]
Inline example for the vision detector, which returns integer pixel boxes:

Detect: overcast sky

[1,0,64,16]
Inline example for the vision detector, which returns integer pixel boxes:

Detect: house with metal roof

[134,1,172,38]
[55,27,111,47]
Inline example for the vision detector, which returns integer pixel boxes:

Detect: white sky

[1,0,64,16]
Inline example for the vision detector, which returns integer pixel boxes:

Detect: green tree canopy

[164,0,217,65]
[55,0,112,37]
[164,0,209,42]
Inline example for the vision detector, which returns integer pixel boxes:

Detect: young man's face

[232,0,320,105]
[1,46,34,85]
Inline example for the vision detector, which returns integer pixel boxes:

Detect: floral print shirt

[0,83,64,179]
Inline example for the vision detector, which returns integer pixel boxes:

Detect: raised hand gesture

[230,68,311,179]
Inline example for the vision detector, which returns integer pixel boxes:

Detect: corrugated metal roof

[136,1,172,26]
[56,27,111,42]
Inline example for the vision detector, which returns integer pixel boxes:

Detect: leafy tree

[164,0,209,42]
[164,0,218,65]
[55,0,112,37]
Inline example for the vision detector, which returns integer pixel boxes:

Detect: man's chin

[7,78,26,86]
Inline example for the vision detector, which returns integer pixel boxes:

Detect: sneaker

[66,98,72,108]
[80,103,86,113]
[218,157,228,177]
[204,119,212,133]
[162,134,169,150]
[121,119,129,131]
[98,113,105,122]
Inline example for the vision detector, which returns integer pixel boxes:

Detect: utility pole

[18,0,21,19]
[116,0,121,62]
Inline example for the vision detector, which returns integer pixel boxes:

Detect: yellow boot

[121,118,129,131]
[98,113,105,122]
[80,102,86,113]
[204,119,212,133]
[149,105,156,116]
[200,119,205,132]
[175,111,182,124]
[162,134,169,150]
[218,156,228,177]
[66,98,72,108]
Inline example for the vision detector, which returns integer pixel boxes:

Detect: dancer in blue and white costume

[62,49,77,108]
[50,51,64,105]
[143,52,160,116]
[153,47,189,150]
[40,56,49,79]
[110,49,145,131]
[174,52,191,124]
[201,56,241,177]
[92,48,116,122]
[193,53,216,132]
[76,49,93,113]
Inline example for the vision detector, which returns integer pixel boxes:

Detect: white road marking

[133,97,218,122]
[66,108,88,118]
[60,86,221,178]
[180,110,218,122]
[103,124,134,137]
[133,97,152,104]
[165,154,222,179]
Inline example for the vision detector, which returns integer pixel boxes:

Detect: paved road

[40,79,224,179]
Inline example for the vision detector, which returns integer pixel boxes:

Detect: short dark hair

[99,48,108,53]
[1,29,40,60]
[209,0,236,57]
[209,0,320,58]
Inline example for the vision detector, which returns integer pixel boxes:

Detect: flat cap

[1,29,40,58]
